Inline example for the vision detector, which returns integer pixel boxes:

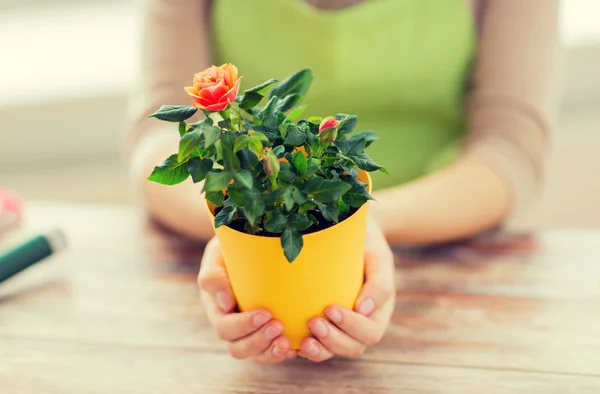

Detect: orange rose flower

[185,64,242,112]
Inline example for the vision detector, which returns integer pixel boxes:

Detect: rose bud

[263,151,280,177]
[318,116,339,143]
[184,63,242,112]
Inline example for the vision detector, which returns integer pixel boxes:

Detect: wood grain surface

[1,202,599,393]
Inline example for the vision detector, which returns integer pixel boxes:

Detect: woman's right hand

[198,237,296,363]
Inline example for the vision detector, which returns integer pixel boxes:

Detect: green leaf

[304,177,352,203]
[278,162,296,184]
[340,137,366,157]
[281,228,303,263]
[342,178,372,207]
[262,189,283,205]
[270,69,313,100]
[227,184,256,207]
[284,125,306,146]
[257,96,278,120]
[236,78,278,110]
[243,199,265,226]
[187,157,213,183]
[307,116,323,125]
[222,144,240,172]
[147,154,190,185]
[351,131,379,147]
[272,145,285,158]
[178,121,187,137]
[288,214,313,232]
[317,202,340,223]
[203,171,232,192]
[205,190,225,206]
[249,131,268,141]
[247,136,264,157]
[284,105,307,122]
[340,164,359,178]
[298,201,317,215]
[218,118,232,129]
[264,210,287,233]
[291,151,308,175]
[233,135,250,153]
[238,91,263,110]
[276,93,302,113]
[283,188,295,211]
[214,206,236,228]
[292,187,307,204]
[190,117,213,128]
[233,170,253,189]
[337,199,350,214]
[178,128,203,161]
[246,78,278,95]
[336,114,358,134]
[149,105,197,122]
[353,152,385,172]
[203,126,221,148]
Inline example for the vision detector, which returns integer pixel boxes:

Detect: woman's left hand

[299,215,396,361]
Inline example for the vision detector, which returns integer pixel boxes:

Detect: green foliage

[147,154,190,185]
[147,68,386,263]
[149,105,197,122]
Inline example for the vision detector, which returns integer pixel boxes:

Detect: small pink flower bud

[318,117,339,133]
[264,151,280,176]
[319,116,339,143]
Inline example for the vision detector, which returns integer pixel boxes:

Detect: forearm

[130,131,214,241]
[371,155,510,245]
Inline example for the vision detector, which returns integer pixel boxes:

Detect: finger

[324,305,387,346]
[253,337,296,365]
[227,320,284,360]
[299,337,334,363]
[308,317,366,358]
[355,243,395,317]
[197,237,236,313]
[212,308,272,342]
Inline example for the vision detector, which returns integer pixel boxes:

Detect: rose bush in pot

[147,64,387,348]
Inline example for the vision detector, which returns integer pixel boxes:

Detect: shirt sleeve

[463,0,560,215]
[125,0,212,161]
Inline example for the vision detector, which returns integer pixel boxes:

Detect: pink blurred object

[0,187,22,235]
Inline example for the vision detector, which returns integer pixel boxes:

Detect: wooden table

[1,202,600,393]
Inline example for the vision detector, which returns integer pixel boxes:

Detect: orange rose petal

[205,102,229,112]
[222,64,239,88]
[200,80,229,102]
[221,78,242,103]
[184,86,201,98]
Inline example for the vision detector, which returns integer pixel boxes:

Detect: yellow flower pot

[206,171,371,349]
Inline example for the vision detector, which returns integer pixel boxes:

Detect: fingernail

[272,345,287,358]
[306,342,319,356]
[264,324,283,340]
[358,298,375,316]
[253,313,271,327]
[326,308,342,324]
[216,291,233,312]
[310,320,329,338]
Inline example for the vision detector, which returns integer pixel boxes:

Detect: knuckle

[364,332,384,346]
[348,345,366,359]
[227,343,246,360]
[196,272,211,290]
[214,322,230,341]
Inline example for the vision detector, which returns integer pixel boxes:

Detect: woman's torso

[212,0,476,189]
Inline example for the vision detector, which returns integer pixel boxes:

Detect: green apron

[212,0,475,189]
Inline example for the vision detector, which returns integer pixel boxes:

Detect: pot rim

[205,170,372,240]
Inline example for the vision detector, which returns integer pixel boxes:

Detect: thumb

[354,242,395,317]
[197,237,236,313]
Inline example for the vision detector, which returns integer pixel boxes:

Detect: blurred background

[0,0,598,229]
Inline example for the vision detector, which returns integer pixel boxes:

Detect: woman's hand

[299,216,396,361]
[198,237,296,364]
